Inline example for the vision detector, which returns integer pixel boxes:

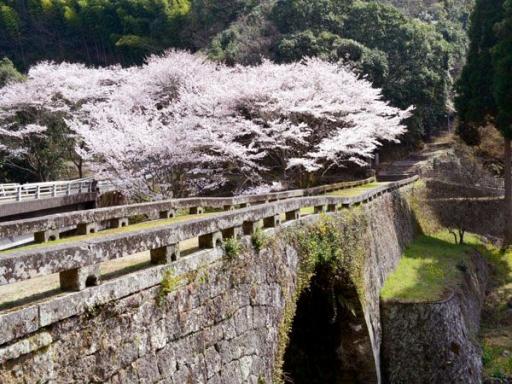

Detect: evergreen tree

[455,0,512,245]
[493,0,512,245]
[455,0,504,145]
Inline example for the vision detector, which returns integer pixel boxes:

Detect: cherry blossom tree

[0,51,411,197]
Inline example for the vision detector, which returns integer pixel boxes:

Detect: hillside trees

[0,51,411,198]
[0,0,464,146]
[0,0,191,69]
[494,0,512,245]
[208,0,452,141]
[0,57,23,87]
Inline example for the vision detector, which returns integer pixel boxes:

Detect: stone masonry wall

[0,187,418,384]
[381,250,489,383]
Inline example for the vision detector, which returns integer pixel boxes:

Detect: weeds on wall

[251,227,268,252]
[272,210,369,382]
[157,268,182,306]
[224,237,243,261]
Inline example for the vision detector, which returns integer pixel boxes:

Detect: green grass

[482,342,512,379]
[479,244,512,380]
[300,206,314,215]
[327,182,385,197]
[380,231,484,302]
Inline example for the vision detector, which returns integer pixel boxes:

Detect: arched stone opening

[282,267,377,384]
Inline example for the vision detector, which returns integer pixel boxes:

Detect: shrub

[157,268,182,305]
[224,237,243,260]
[251,227,268,252]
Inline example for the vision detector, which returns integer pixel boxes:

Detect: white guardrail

[0,178,96,204]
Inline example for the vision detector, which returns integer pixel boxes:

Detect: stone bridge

[0,176,419,383]
[0,179,102,222]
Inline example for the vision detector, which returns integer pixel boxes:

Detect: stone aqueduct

[0,176,419,383]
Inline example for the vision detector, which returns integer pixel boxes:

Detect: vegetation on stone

[251,227,268,253]
[274,211,369,381]
[223,237,243,260]
[157,268,183,305]
[480,244,512,380]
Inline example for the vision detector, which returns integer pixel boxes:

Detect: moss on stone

[251,227,268,253]
[272,209,369,382]
[407,179,443,235]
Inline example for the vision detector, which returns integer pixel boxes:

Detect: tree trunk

[504,137,512,247]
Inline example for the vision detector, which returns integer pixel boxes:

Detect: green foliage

[186,0,258,49]
[455,0,505,143]
[273,212,368,381]
[478,236,512,381]
[493,0,512,138]
[251,227,268,252]
[343,1,451,139]
[157,268,182,305]
[224,237,243,260]
[482,342,512,378]
[270,0,351,35]
[207,0,458,141]
[277,31,389,85]
[0,57,23,88]
[0,0,191,69]
[207,2,275,65]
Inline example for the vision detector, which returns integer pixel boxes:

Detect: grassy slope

[380,231,484,302]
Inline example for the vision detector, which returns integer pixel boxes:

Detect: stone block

[0,306,39,345]
[110,217,129,228]
[263,214,281,228]
[0,332,52,364]
[76,222,99,235]
[198,231,223,249]
[222,226,243,240]
[159,209,176,219]
[190,207,204,215]
[34,229,60,243]
[60,264,101,291]
[150,243,180,264]
[285,209,300,221]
